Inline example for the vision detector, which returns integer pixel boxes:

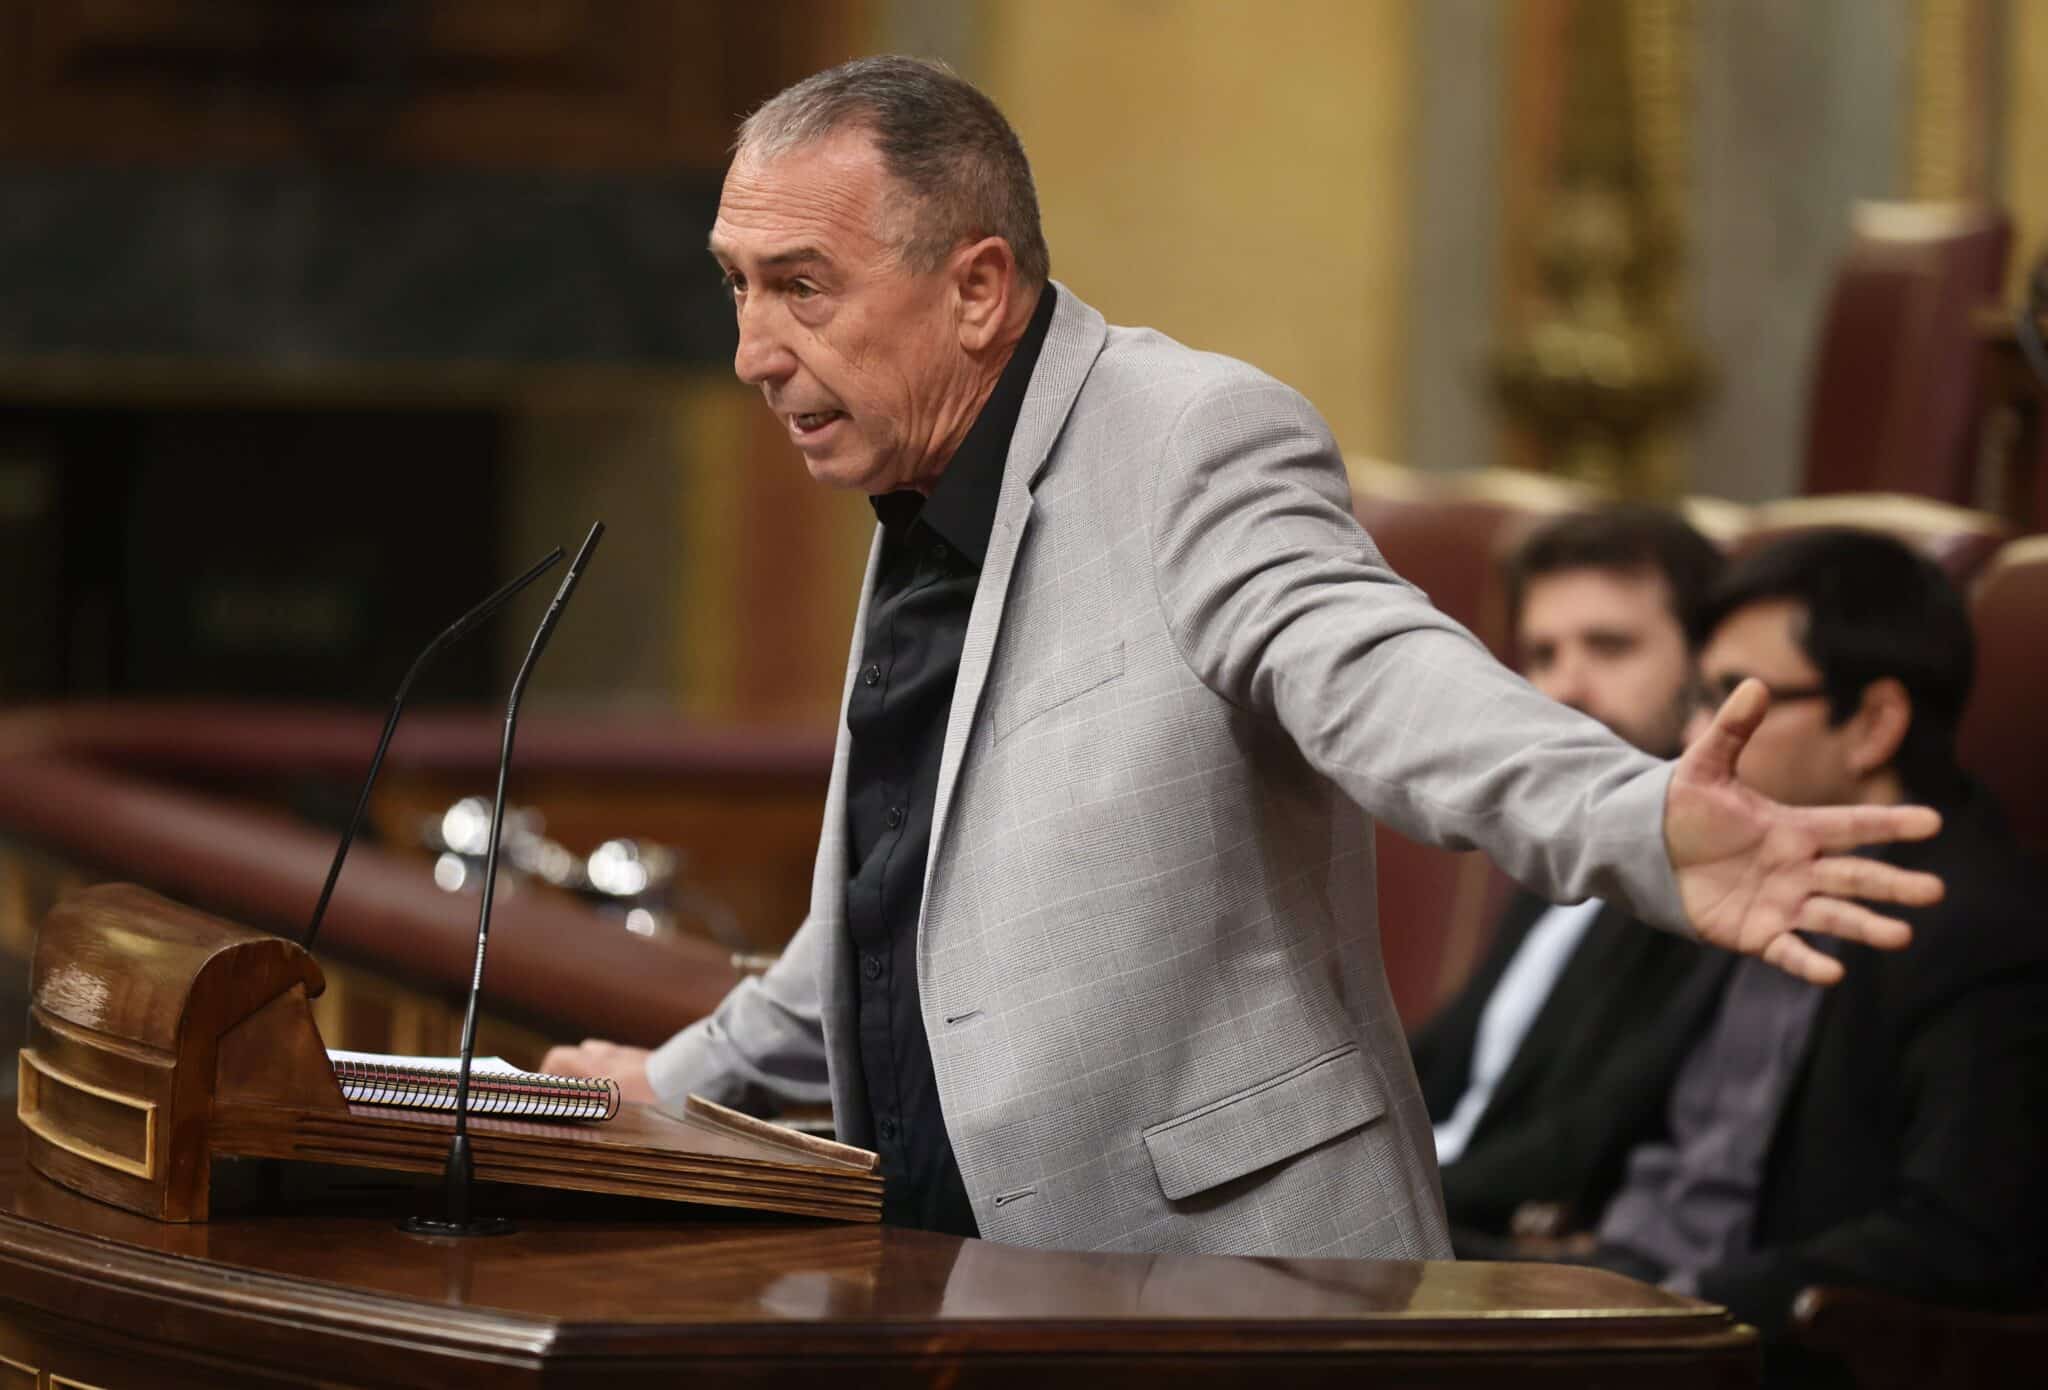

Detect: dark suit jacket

[1695,784,2048,1340]
[1409,892,1731,1236]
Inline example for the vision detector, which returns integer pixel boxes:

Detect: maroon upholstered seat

[1375,829,1515,1029]
[1802,203,2012,504]
[1733,493,2014,587]
[1957,537,2048,855]
[1347,461,1597,662]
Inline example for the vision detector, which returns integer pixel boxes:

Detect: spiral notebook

[327,1049,620,1123]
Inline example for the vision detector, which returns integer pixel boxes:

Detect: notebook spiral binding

[330,1057,620,1122]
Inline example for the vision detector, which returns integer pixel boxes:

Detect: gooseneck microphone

[302,546,565,952]
[403,520,605,1238]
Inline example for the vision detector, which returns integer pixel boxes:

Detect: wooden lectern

[1,886,1762,1385]
[16,883,880,1223]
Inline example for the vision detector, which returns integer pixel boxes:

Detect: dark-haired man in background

[1412,508,1733,1245]
[1583,530,2048,1376]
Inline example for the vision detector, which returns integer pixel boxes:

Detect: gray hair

[736,55,1050,288]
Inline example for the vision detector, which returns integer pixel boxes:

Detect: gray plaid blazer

[649,285,1685,1259]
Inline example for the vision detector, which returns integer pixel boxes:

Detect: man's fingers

[541,1039,616,1078]
[1799,803,1944,854]
[1760,930,1846,986]
[1797,895,1914,951]
[1679,678,1770,782]
[1808,854,1944,907]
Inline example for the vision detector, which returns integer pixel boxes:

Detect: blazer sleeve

[1694,967,2048,1337]
[641,906,834,1114]
[1144,369,1686,930]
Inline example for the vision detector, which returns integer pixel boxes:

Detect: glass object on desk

[581,835,744,950]
[419,798,743,948]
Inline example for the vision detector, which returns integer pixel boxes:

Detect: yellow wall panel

[978,0,1416,458]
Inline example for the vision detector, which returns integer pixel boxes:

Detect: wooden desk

[0,1109,1758,1388]
[0,703,836,1065]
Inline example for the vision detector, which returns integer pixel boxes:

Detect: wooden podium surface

[0,1109,1758,1389]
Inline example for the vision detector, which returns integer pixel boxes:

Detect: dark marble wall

[0,166,734,365]
[0,165,749,705]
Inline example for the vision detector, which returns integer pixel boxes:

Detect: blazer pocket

[1141,1044,1387,1202]
[992,639,1125,745]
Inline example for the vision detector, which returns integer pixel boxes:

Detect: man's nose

[733,299,795,387]
[1538,653,1591,711]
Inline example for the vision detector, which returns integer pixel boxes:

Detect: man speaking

[547,56,1940,1259]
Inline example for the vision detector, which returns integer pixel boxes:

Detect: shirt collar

[869,283,1058,566]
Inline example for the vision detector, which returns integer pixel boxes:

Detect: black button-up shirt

[844,285,1056,1234]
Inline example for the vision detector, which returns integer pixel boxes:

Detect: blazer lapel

[917,284,1108,933]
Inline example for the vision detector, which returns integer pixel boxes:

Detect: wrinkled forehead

[710,131,903,265]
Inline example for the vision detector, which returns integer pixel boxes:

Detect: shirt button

[862,952,883,981]
[885,805,905,829]
[862,663,881,687]
[878,1117,900,1143]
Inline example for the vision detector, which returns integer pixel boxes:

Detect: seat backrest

[1375,826,1513,1029]
[1803,203,2012,504]
[1347,460,1598,661]
[1957,536,2048,855]
[1735,493,2014,587]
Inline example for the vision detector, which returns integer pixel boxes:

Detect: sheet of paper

[326,1049,523,1076]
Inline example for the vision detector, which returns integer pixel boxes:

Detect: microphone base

[402,1129,511,1236]
[399,1213,518,1238]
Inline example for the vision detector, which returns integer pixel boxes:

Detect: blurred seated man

[1410,508,1733,1245]
[1582,530,2048,1372]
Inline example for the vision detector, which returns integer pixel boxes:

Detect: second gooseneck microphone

[403,520,606,1238]
[302,546,565,953]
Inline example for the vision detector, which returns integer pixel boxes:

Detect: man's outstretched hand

[1665,678,1944,985]
[542,1039,658,1104]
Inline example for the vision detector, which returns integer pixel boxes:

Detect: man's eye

[789,279,820,300]
[721,272,746,301]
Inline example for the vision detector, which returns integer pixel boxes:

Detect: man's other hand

[541,1039,657,1104]
[1665,678,1944,985]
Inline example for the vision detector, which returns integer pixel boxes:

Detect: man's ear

[953,236,1017,350]
[1846,676,1914,778]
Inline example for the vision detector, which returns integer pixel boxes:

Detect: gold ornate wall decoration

[1492,0,1708,498]
[1908,0,1997,202]
[2005,0,2048,302]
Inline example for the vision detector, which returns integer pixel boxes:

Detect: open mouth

[789,410,846,438]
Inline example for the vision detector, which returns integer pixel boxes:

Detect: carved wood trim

[17,1049,158,1181]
